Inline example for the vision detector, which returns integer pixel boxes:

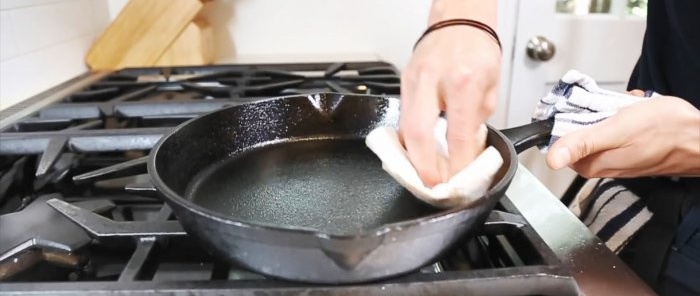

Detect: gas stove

[0,61,654,295]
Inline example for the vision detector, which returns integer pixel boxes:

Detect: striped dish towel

[532,70,658,253]
[569,178,653,253]
[531,69,659,151]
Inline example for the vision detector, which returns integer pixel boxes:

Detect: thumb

[546,122,617,170]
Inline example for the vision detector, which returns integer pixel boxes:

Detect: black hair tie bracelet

[414,18,502,52]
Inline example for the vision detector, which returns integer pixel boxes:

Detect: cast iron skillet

[147,93,553,284]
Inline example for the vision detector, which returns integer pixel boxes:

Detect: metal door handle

[526,36,556,61]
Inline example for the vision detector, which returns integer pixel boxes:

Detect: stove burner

[47,198,185,238]
[0,194,114,279]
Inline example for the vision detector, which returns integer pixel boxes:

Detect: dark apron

[617,177,700,296]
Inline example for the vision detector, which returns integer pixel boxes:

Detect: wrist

[673,103,700,175]
[428,0,498,28]
[414,20,502,52]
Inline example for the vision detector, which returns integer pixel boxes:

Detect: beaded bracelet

[414,18,502,51]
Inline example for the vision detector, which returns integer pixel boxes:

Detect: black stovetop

[0,61,580,296]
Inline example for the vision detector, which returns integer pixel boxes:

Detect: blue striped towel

[570,178,653,253]
[532,70,658,253]
[532,69,659,151]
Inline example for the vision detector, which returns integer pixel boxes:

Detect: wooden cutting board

[86,0,204,70]
[154,18,214,67]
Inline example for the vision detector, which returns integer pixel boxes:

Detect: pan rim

[147,93,518,240]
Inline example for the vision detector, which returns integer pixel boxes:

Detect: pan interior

[184,137,441,235]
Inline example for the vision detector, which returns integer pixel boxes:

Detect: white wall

[0,0,111,111]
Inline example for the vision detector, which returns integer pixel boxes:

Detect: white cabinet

[506,0,647,196]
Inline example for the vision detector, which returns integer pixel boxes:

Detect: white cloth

[533,69,658,253]
[531,69,658,151]
[365,118,504,208]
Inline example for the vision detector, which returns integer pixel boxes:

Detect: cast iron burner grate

[1,194,579,296]
[0,62,580,296]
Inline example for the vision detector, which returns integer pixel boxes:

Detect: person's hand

[399,23,501,187]
[546,96,700,178]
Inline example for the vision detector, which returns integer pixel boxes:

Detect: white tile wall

[11,0,93,53]
[0,34,95,106]
[0,0,66,11]
[0,11,17,61]
[0,0,111,111]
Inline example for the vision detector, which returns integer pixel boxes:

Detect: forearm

[428,0,498,27]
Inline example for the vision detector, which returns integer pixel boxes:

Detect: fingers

[570,151,625,178]
[627,89,646,97]
[571,149,654,178]
[398,25,502,187]
[399,68,442,187]
[546,118,622,170]
[444,69,492,176]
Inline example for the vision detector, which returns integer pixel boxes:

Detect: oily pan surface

[184,137,441,235]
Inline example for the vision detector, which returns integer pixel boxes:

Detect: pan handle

[499,119,554,154]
